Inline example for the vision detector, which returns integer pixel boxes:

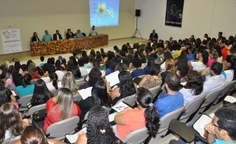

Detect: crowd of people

[0,31,236,143]
[31,25,98,43]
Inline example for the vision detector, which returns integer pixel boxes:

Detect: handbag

[33,109,47,122]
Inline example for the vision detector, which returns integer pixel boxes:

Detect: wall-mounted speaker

[135,9,141,17]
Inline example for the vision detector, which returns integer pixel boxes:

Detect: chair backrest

[158,106,184,133]
[18,94,33,108]
[180,93,206,121]
[123,127,148,144]
[115,94,135,106]
[28,103,46,119]
[200,87,224,109]
[123,94,136,107]
[148,85,161,98]
[215,80,236,103]
[46,116,80,140]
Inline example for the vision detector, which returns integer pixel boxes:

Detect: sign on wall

[1,28,22,54]
[165,0,184,27]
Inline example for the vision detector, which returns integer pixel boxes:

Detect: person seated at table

[42,30,52,42]
[31,32,41,43]
[75,106,117,144]
[75,29,84,38]
[114,87,160,140]
[66,28,74,39]
[44,88,81,132]
[53,30,63,41]
[89,25,98,36]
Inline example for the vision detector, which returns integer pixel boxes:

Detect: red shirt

[221,46,229,61]
[44,98,81,131]
[117,108,145,140]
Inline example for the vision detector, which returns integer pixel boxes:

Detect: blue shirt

[75,33,84,38]
[131,69,146,78]
[213,139,236,144]
[42,34,52,42]
[16,84,35,97]
[154,92,184,117]
[187,54,195,61]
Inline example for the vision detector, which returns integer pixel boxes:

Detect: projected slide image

[90,0,119,27]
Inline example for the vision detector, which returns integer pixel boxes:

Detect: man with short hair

[42,30,52,42]
[154,73,184,117]
[53,30,63,41]
[205,107,236,144]
[203,62,227,93]
[149,29,158,42]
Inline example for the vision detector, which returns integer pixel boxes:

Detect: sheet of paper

[109,112,117,122]
[224,95,236,103]
[78,87,93,100]
[105,71,120,87]
[65,127,87,144]
[11,90,17,96]
[112,101,130,112]
[193,114,212,138]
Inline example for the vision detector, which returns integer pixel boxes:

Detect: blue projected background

[90,0,120,27]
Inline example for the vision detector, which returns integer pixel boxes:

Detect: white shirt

[203,75,227,93]
[179,88,197,105]
[55,70,65,81]
[191,61,206,72]
[223,69,234,82]
[79,67,88,77]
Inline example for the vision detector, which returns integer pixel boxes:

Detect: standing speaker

[135,9,141,17]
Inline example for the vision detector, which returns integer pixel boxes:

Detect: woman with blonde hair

[44,88,81,132]
[161,58,175,83]
[61,71,79,95]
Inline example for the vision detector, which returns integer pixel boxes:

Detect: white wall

[0,0,135,54]
[135,0,236,41]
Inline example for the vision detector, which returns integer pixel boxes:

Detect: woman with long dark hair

[0,103,30,143]
[76,106,117,144]
[179,70,204,105]
[114,88,159,140]
[31,79,53,107]
[16,73,35,97]
[110,71,136,105]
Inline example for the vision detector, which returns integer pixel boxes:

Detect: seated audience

[44,88,81,132]
[179,70,204,105]
[76,106,117,144]
[161,58,175,83]
[222,55,236,81]
[30,79,53,107]
[0,103,30,143]
[110,71,136,105]
[131,57,145,78]
[79,67,102,89]
[203,62,227,93]
[12,124,65,144]
[16,74,35,97]
[138,64,162,89]
[78,79,112,118]
[67,59,81,79]
[0,86,19,109]
[114,87,159,140]
[189,49,208,72]
[154,73,184,117]
[205,106,236,144]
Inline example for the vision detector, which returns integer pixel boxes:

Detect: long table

[30,34,108,56]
